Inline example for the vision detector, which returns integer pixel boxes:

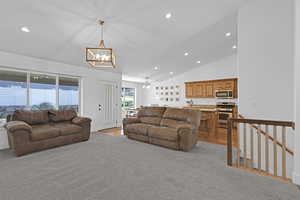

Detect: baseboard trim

[293,172,300,185]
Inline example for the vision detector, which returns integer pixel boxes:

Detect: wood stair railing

[227,116,295,181]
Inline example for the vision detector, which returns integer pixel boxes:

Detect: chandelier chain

[99,20,104,41]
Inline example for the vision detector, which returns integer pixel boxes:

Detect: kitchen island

[184,104,238,146]
[184,105,218,138]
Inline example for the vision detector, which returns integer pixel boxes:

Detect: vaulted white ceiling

[0,0,249,82]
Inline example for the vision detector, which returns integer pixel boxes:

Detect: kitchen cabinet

[193,83,205,97]
[205,82,214,98]
[185,78,237,99]
[186,83,193,98]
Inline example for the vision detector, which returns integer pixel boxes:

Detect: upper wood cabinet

[186,83,193,98]
[185,78,238,99]
[205,82,214,98]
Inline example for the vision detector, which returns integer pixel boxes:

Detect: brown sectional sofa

[123,107,202,151]
[4,110,91,156]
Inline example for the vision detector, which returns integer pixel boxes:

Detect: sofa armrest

[123,118,141,136]
[177,124,197,151]
[72,117,91,125]
[123,118,141,126]
[5,121,32,133]
[176,124,195,133]
[71,117,91,141]
[5,121,31,153]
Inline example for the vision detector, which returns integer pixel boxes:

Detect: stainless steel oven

[216,102,236,128]
[215,90,233,99]
[218,110,233,128]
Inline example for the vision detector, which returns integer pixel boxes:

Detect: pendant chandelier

[86,20,116,68]
[142,77,151,89]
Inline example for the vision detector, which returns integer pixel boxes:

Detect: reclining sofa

[5,109,91,156]
[123,107,201,151]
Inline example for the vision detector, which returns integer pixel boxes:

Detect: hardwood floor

[198,127,238,146]
[97,127,123,136]
[97,127,238,147]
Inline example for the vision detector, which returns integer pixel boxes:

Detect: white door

[96,81,117,131]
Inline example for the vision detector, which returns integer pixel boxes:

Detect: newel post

[227,118,233,166]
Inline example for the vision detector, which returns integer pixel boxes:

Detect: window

[0,68,81,121]
[121,87,136,110]
[59,77,79,112]
[30,73,56,110]
[0,70,27,121]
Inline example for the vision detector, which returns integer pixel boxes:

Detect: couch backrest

[11,109,78,125]
[161,108,202,130]
[137,107,166,126]
[12,110,49,125]
[48,110,77,122]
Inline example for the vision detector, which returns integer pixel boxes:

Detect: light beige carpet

[0,133,299,200]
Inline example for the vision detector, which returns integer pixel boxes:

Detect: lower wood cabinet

[185,78,237,99]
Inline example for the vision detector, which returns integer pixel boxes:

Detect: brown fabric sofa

[123,107,202,151]
[4,110,91,156]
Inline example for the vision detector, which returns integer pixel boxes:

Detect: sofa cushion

[125,123,153,136]
[140,117,161,126]
[12,110,49,125]
[31,125,60,141]
[148,126,178,141]
[185,109,202,130]
[161,108,201,130]
[160,119,191,129]
[162,108,188,121]
[54,123,83,136]
[137,107,166,118]
[49,110,77,122]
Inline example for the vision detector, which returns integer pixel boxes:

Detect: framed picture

[165,92,168,95]
[170,92,173,95]
[170,86,174,90]
[165,98,169,102]
[165,86,168,90]
[176,98,180,101]
[155,86,159,90]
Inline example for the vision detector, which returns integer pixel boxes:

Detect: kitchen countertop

[183,105,217,112]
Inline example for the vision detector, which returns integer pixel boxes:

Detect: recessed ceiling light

[165,13,172,19]
[184,52,189,56]
[197,60,201,64]
[154,66,159,70]
[169,72,174,75]
[232,45,237,49]
[225,32,231,37]
[21,26,30,33]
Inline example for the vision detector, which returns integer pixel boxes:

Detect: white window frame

[0,67,81,120]
[121,87,136,110]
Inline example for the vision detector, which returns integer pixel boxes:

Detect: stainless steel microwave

[215,90,234,99]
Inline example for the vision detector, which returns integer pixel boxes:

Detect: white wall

[294,0,300,185]
[238,0,294,121]
[238,0,295,179]
[0,51,122,133]
[143,54,237,107]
